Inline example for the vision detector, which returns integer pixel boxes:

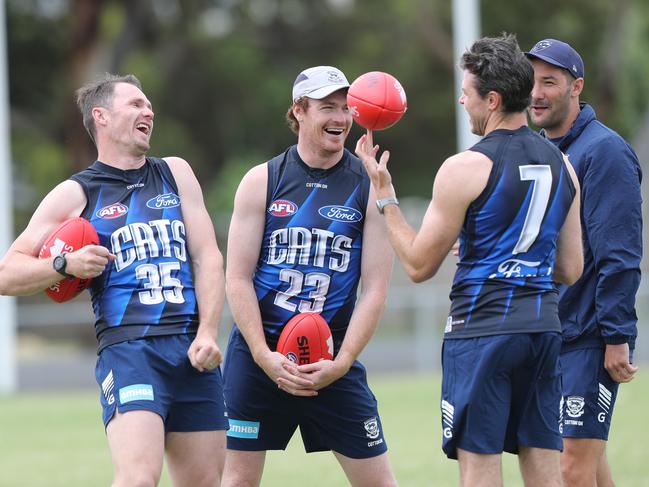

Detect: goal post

[0,0,17,394]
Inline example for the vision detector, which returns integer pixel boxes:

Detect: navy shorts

[223,327,388,459]
[441,332,563,459]
[95,334,228,432]
[560,347,620,440]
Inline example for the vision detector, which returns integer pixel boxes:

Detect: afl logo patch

[318,205,363,223]
[97,203,128,219]
[146,193,181,209]
[268,199,298,217]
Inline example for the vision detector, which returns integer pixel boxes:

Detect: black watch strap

[53,254,73,278]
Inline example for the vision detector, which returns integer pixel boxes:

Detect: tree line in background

[7,0,649,234]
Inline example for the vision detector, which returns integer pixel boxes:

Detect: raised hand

[355,130,396,200]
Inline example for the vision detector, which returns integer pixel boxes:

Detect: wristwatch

[53,254,72,278]
[375,197,400,214]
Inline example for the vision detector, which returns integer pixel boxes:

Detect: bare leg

[333,451,399,487]
[221,449,266,487]
[518,446,562,487]
[457,448,503,487]
[562,437,606,487]
[106,410,165,487]
[166,430,226,487]
[596,449,615,487]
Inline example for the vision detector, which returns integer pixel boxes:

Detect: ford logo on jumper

[318,205,363,223]
[489,258,543,279]
[146,193,181,209]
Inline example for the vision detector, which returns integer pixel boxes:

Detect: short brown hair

[460,33,533,113]
[285,97,310,135]
[75,73,142,145]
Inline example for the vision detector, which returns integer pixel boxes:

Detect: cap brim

[525,52,580,78]
[295,84,349,102]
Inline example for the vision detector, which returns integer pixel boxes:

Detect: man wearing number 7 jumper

[0,73,227,486]
[356,34,583,487]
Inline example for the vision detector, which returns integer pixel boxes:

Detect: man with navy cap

[526,39,642,487]
[221,66,398,486]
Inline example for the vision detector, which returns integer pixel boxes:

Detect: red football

[38,217,100,303]
[276,313,334,365]
[347,71,407,130]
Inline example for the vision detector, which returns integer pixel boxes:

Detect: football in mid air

[276,313,334,365]
[38,217,100,303]
[347,71,407,130]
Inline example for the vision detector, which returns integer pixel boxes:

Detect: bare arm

[337,184,393,367]
[225,164,267,357]
[553,156,583,285]
[166,156,225,371]
[355,132,489,282]
[0,180,112,295]
[226,164,315,391]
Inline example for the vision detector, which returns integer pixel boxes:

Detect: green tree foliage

[6,0,649,231]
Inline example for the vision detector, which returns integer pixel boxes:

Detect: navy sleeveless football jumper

[447,126,576,338]
[253,145,370,348]
[71,157,199,352]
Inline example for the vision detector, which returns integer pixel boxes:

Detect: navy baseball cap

[525,39,584,79]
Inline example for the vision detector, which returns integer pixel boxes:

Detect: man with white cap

[526,39,642,487]
[221,66,398,486]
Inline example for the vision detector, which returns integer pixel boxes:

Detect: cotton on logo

[97,203,128,219]
[268,200,298,217]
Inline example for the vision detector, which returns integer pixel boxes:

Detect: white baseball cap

[292,66,350,102]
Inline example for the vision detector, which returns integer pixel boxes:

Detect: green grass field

[1,372,648,486]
